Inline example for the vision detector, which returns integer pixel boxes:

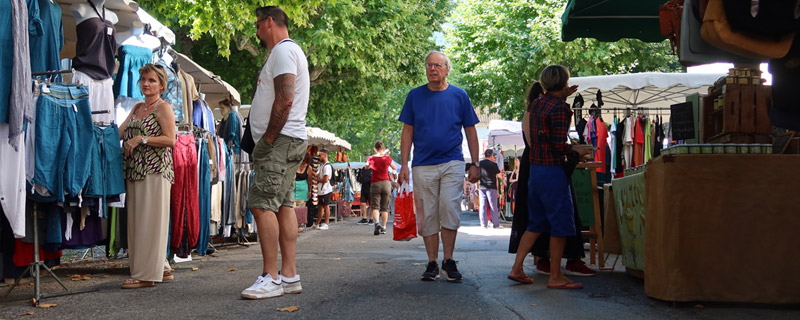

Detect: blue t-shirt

[398,84,479,167]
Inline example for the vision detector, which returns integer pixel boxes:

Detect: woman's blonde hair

[138,64,169,95]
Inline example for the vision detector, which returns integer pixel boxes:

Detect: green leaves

[444,0,682,120]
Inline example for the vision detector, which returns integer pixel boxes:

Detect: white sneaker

[280,273,303,294]
[319,224,329,230]
[241,275,283,299]
[311,224,319,230]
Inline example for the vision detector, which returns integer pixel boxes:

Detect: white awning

[172,51,242,107]
[568,72,725,110]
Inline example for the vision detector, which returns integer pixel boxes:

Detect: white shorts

[412,160,464,237]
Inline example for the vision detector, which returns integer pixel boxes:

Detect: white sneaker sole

[241,288,284,299]
[282,282,303,294]
[442,271,462,282]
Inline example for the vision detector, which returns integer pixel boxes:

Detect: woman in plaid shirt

[507,65,593,289]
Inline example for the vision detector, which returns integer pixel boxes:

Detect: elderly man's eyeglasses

[253,18,267,27]
[425,63,445,70]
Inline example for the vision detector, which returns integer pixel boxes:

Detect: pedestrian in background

[367,141,396,235]
[242,5,309,300]
[398,50,480,282]
[478,149,502,229]
[311,149,333,230]
[357,163,372,224]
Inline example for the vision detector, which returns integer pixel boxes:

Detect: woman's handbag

[241,115,255,155]
[701,0,794,59]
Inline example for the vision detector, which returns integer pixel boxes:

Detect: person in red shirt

[367,141,397,235]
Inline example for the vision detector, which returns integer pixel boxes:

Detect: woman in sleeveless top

[117,64,176,289]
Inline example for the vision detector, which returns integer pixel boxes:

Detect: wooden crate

[702,83,771,140]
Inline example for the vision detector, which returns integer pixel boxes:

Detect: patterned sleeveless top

[123,107,174,182]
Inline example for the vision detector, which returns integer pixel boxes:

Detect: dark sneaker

[565,259,596,277]
[367,219,375,224]
[373,223,381,235]
[441,259,463,282]
[421,261,439,281]
[357,218,369,224]
[379,226,386,234]
[536,257,551,275]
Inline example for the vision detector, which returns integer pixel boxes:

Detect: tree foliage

[139,0,452,156]
[444,0,683,120]
[140,0,328,57]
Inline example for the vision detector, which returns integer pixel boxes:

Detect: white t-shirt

[251,39,309,142]
[317,162,333,195]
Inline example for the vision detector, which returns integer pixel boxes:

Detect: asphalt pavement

[1,211,798,319]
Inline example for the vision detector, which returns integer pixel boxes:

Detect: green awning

[561,0,668,42]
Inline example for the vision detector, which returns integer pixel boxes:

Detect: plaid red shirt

[529,92,573,166]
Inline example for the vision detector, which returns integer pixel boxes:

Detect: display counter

[645,154,800,303]
[611,171,646,275]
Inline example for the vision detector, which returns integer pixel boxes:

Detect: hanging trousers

[195,141,211,255]
[170,135,199,256]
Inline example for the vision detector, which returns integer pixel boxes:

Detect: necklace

[140,98,161,114]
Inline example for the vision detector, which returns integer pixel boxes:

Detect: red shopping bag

[393,184,417,241]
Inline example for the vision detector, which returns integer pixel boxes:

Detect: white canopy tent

[306,127,337,146]
[488,120,524,146]
[567,72,725,111]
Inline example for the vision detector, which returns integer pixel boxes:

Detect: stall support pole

[4,205,68,305]
[3,205,97,305]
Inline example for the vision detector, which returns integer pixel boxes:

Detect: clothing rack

[31,68,74,76]
[4,204,96,305]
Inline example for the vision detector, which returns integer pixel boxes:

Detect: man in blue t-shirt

[398,51,480,283]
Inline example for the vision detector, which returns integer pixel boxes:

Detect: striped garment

[123,109,174,182]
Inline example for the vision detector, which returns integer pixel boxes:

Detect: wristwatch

[469,161,479,168]
[141,136,149,145]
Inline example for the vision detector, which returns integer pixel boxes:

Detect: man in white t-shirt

[312,149,333,230]
[242,6,309,301]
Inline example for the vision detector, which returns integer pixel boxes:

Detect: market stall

[2,1,252,306]
[560,0,800,304]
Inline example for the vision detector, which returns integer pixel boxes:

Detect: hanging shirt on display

[156,60,185,122]
[71,0,116,80]
[595,117,609,174]
[29,0,64,77]
[113,45,154,99]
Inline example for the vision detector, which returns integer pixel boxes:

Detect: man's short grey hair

[426,50,451,71]
[540,65,570,92]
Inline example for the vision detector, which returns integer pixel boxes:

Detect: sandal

[121,279,155,289]
[162,270,174,282]
[507,274,534,284]
[547,280,583,289]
